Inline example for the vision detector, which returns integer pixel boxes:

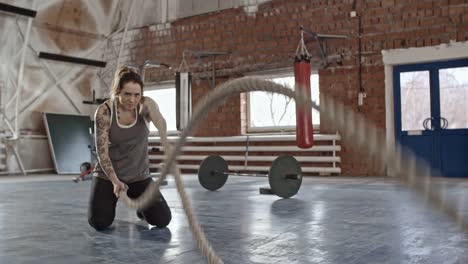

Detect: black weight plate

[198,155,229,191]
[268,155,302,198]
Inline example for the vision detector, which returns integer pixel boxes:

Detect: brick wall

[109,0,468,176]
[191,77,242,136]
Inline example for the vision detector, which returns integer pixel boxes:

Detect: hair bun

[117,66,138,77]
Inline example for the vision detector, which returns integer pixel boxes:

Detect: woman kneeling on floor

[88,66,172,230]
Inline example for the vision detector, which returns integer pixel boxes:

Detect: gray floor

[0,175,467,264]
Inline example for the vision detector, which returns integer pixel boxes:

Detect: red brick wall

[191,77,242,136]
[118,0,468,176]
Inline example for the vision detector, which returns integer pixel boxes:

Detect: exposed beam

[38,52,107,67]
[0,2,36,17]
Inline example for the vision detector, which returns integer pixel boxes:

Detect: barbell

[197,154,303,198]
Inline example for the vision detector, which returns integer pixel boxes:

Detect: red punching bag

[295,56,314,148]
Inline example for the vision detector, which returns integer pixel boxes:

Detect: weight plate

[268,155,302,198]
[198,155,229,191]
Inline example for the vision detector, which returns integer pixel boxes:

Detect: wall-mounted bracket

[193,51,229,89]
[82,90,108,105]
[300,26,347,67]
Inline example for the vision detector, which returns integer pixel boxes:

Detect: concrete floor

[0,174,467,264]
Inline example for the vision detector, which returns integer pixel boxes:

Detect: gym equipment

[295,27,314,149]
[176,71,192,130]
[267,155,302,198]
[80,162,92,174]
[198,155,229,191]
[73,162,94,183]
[294,56,314,148]
[197,154,302,198]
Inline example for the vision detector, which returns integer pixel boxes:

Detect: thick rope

[120,77,467,264]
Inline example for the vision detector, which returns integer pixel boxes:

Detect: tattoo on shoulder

[96,106,109,122]
[101,105,110,116]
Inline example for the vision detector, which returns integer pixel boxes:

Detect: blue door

[394,59,468,178]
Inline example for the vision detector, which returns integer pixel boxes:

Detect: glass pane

[439,67,468,129]
[249,74,320,128]
[400,71,431,131]
[143,89,177,132]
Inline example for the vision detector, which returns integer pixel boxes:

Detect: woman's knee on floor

[145,210,172,227]
[88,215,114,231]
[144,199,172,227]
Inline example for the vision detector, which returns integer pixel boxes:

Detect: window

[144,86,177,133]
[248,73,320,132]
[439,66,468,129]
[399,71,431,131]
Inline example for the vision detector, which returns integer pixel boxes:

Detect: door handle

[422,117,433,130]
[440,117,448,129]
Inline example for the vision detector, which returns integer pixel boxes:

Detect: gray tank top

[94,99,150,183]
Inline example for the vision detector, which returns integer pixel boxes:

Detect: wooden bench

[148,134,341,176]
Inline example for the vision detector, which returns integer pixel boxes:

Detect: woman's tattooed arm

[94,103,119,184]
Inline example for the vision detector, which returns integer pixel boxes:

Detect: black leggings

[88,177,172,230]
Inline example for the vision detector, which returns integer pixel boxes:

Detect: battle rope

[120,77,467,264]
